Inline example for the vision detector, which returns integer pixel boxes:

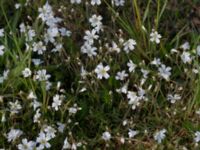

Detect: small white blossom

[154,129,167,144]
[22,68,32,78]
[91,0,101,5]
[194,131,200,143]
[102,131,111,141]
[89,14,102,28]
[36,132,51,149]
[70,0,81,4]
[33,41,46,55]
[115,70,128,81]
[0,45,5,56]
[128,129,139,138]
[150,30,162,44]
[52,94,62,111]
[114,0,125,6]
[0,28,4,37]
[9,100,22,114]
[83,30,99,44]
[123,39,136,53]
[35,69,51,81]
[181,51,192,64]
[180,42,190,50]
[127,60,136,72]
[158,64,172,81]
[127,91,140,110]
[95,63,110,79]
[17,138,36,150]
[167,94,181,104]
[7,129,23,142]
[44,126,56,139]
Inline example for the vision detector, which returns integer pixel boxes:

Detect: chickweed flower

[194,131,200,143]
[102,131,111,141]
[22,68,32,78]
[150,30,162,44]
[123,39,136,53]
[154,129,167,144]
[95,63,110,79]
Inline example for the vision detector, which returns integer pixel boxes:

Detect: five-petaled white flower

[22,68,32,78]
[17,138,36,150]
[95,63,110,79]
[150,30,162,44]
[52,94,62,111]
[102,131,111,141]
[123,39,137,53]
[158,64,172,81]
[167,94,181,104]
[154,129,167,144]
[91,0,101,5]
[194,131,200,143]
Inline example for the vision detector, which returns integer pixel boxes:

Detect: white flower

[167,94,181,104]
[36,132,51,149]
[154,129,167,143]
[62,137,71,149]
[180,42,190,50]
[197,45,200,56]
[114,0,125,6]
[27,91,37,100]
[33,41,46,55]
[9,100,22,114]
[32,58,43,66]
[3,69,9,80]
[181,51,192,64]
[81,43,97,57]
[34,109,41,123]
[115,70,128,81]
[102,131,111,141]
[91,0,101,5]
[141,69,149,79]
[7,129,23,142]
[47,27,59,38]
[194,131,200,143]
[17,138,36,150]
[151,58,161,66]
[150,30,162,44]
[83,30,99,44]
[52,94,62,111]
[128,129,139,138]
[69,107,78,115]
[22,68,32,78]
[15,3,21,9]
[70,0,81,4]
[26,29,35,41]
[158,64,171,81]
[57,122,66,133]
[127,60,136,72]
[0,28,4,37]
[38,2,53,22]
[109,41,121,53]
[89,14,102,28]
[32,100,41,111]
[0,45,5,56]
[35,69,51,81]
[44,126,56,139]
[116,81,129,94]
[95,63,110,79]
[127,91,140,110]
[59,28,71,37]
[123,39,136,53]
